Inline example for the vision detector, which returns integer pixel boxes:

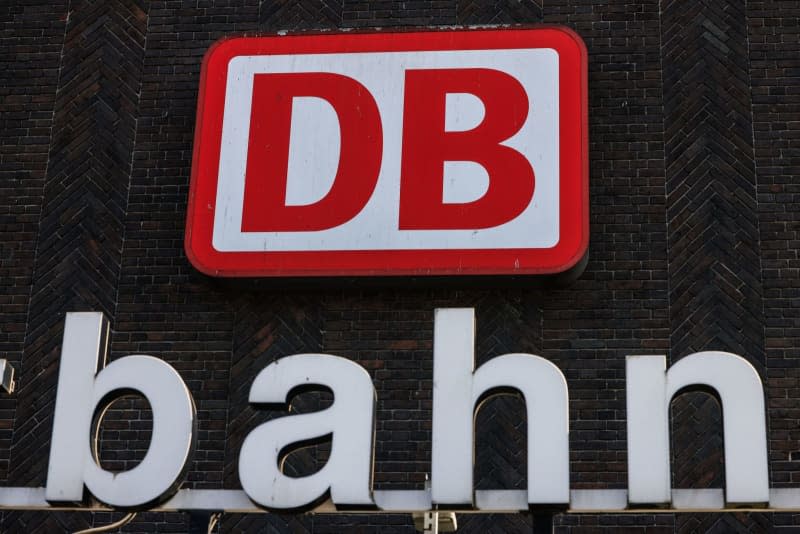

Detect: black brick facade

[0,0,798,532]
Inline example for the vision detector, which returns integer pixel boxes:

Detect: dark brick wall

[0,0,67,486]
[0,0,798,532]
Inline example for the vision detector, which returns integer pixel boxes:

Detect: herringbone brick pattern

[662,0,763,365]
[2,0,148,531]
[8,0,148,478]
[670,392,724,490]
[457,0,541,25]
[343,0,456,27]
[260,0,342,30]
[661,1,764,532]
[0,0,67,484]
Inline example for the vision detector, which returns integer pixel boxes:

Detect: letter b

[399,68,535,230]
[45,312,196,509]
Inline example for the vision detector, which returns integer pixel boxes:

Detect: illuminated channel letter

[626,352,769,506]
[239,354,376,510]
[431,308,570,506]
[46,312,196,508]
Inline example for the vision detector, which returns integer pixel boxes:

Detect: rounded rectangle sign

[186,27,588,277]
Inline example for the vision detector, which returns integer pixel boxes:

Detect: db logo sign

[186,28,588,277]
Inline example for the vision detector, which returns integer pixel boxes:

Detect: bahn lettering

[40,309,768,511]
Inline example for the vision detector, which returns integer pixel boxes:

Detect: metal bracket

[413,511,457,533]
[0,360,15,394]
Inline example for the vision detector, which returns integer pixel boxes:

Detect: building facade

[1,0,799,532]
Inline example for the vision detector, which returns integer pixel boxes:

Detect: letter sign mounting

[186,28,588,277]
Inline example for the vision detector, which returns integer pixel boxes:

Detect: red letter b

[399,68,534,230]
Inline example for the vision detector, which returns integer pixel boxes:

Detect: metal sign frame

[185,27,589,277]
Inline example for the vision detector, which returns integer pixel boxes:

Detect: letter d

[241,72,383,232]
[45,312,196,509]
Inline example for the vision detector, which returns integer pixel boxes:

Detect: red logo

[186,28,588,277]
